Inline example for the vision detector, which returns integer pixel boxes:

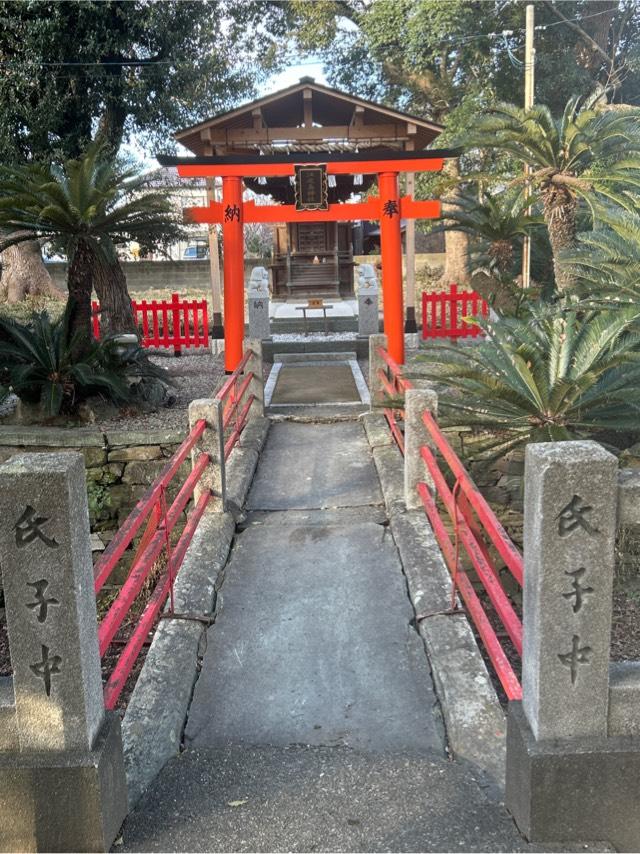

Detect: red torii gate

[158,150,455,371]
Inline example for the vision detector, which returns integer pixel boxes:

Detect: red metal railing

[422,285,488,339]
[377,344,523,700]
[217,348,256,460]
[92,292,209,354]
[376,345,414,454]
[94,419,211,710]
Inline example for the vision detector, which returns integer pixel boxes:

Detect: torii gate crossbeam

[158,149,457,370]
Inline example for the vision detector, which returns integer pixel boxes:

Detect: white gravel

[0,394,17,418]
[0,351,226,434]
[272,332,358,343]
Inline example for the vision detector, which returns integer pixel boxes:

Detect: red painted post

[172,293,182,356]
[221,175,245,372]
[140,301,149,345]
[378,171,404,365]
[92,301,100,340]
[202,300,209,347]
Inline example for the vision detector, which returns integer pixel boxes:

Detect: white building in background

[141,167,211,261]
[137,168,272,262]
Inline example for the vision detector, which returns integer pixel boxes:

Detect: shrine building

[159,78,457,370]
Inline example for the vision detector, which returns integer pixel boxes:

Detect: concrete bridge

[116,347,537,852]
[0,340,634,852]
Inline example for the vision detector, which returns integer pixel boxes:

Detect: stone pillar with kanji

[357,263,380,337]
[0,452,128,852]
[506,440,640,851]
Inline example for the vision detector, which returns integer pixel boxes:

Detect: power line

[442,4,624,49]
[0,4,622,68]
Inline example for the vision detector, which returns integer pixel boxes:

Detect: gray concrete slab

[267,404,369,419]
[120,746,613,853]
[271,363,361,404]
[247,421,382,510]
[274,351,357,363]
[184,519,444,754]
[242,507,387,529]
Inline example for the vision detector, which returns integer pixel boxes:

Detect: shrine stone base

[0,713,127,853]
[506,702,640,852]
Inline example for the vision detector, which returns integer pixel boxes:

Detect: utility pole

[522,3,535,289]
[206,177,224,340]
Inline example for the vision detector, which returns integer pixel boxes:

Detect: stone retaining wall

[46,259,267,293]
[0,425,187,533]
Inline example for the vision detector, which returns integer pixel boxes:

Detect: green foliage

[0,309,169,416]
[0,142,181,259]
[290,1,640,124]
[563,206,640,303]
[462,95,640,289]
[86,481,112,524]
[417,304,640,458]
[465,96,640,208]
[444,187,543,274]
[0,0,288,162]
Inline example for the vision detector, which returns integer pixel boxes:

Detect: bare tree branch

[543,1,613,66]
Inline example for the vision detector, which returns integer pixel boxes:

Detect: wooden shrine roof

[175,77,443,157]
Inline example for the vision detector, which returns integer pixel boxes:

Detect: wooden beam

[252,108,264,131]
[303,88,313,128]
[351,105,365,128]
[184,196,441,224]
[177,157,445,179]
[203,123,407,144]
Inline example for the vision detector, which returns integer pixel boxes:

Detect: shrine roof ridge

[157,148,460,168]
[174,78,444,138]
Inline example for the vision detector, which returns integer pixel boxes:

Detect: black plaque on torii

[294,165,329,211]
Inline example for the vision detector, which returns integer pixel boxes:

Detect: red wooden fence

[92,292,209,354]
[377,343,523,701]
[94,342,258,710]
[422,285,488,339]
[95,419,211,710]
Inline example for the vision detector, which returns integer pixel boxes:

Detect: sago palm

[563,206,640,305]
[466,95,640,290]
[417,304,640,458]
[0,143,180,350]
[444,187,543,275]
[0,309,168,416]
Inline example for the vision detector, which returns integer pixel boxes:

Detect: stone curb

[224,417,270,518]
[370,442,405,516]
[0,425,106,447]
[121,418,269,809]
[362,412,394,449]
[121,512,235,809]
[0,425,185,449]
[364,418,507,788]
[389,510,506,786]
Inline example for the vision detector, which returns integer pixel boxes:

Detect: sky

[262,59,328,93]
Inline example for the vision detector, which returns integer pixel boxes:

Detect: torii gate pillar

[221,175,245,372]
[378,171,404,365]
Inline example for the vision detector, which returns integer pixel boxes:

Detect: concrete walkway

[183,421,444,754]
[120,415,612,852]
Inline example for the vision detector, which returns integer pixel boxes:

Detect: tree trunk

[441,228,470,286]
[0,239,65,302]
[92,251,137,338]
[67,239,95,356]
[439,161,470,287]
[491,239,514,274]
[543,186,577,291]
